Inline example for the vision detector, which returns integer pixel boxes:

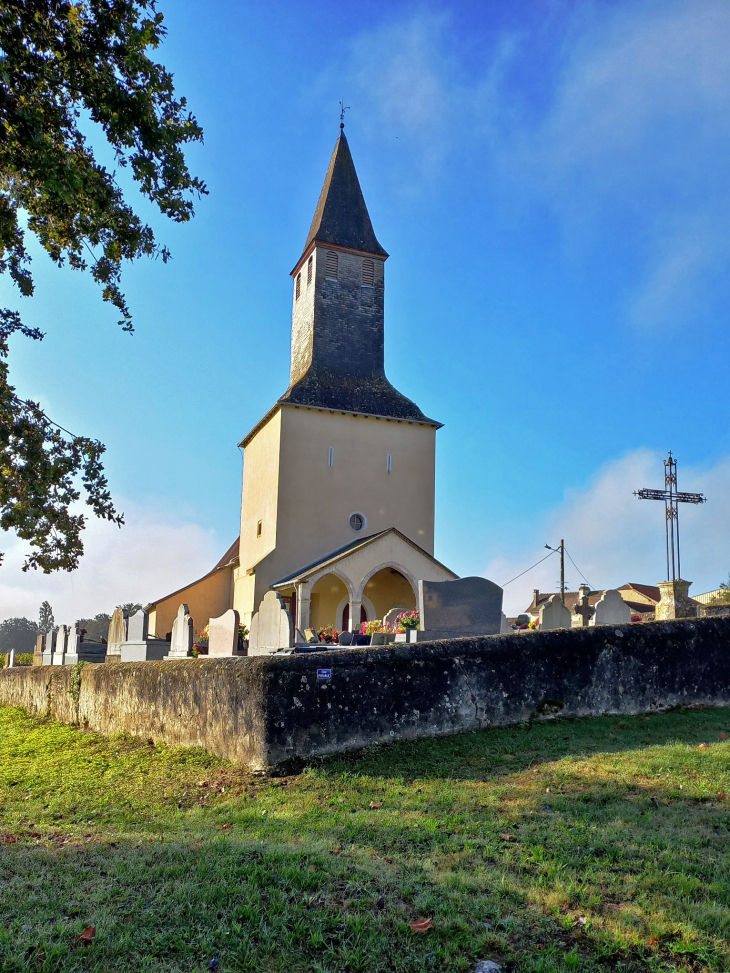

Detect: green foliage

[0,0,205,571]
[711,576,730,604]
[0,652,33,666]
[0,615,37,652]
[37,600,54,635]
[78,611,111,642]
[68,659,87,704]
[1,707,729,972]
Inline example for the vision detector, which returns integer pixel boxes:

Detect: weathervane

[634,452,706,581]
[339,98,350,130]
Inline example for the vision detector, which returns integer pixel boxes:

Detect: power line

[501,548,557,587]
[564,547,593,589]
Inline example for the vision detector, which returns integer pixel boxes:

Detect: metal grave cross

[634,452,706,582]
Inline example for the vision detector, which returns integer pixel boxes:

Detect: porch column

[348,599,363,633]
[296,581,311,633]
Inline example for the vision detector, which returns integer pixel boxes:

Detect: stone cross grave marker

[106,608,127,660]
[248,591,294,655]
[539,594,571,631]
[572,585,595,628]
[208,609,240,657]
[593,590,632,626]
[166,604,194,659]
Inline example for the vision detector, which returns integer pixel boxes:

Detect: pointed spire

[302,132,388,258]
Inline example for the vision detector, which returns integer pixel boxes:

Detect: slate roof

[301,130,388,260]
[270,527,456,588]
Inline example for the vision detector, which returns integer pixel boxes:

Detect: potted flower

[394,610,420,643]
[193,624,209,657]
[238,623,249,654]
[317,624,341,644]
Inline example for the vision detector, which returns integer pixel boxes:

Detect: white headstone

[42,629,55,664]
[539,594,572,631]
[65,622,80,663]
[52,625,68,665]
[167,604,194,659]
[106,608,127,659]
[500,612,512,634]
[208,608,240,657]
[248,591,294,655]
[593,589,632,625]
[383,606,407,629]
[7,649,15,668]
[127,609,149,642]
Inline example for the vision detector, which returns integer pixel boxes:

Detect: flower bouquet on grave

[396,610,420,632]
[360,619,391,636]
[317,624,341,644]
[192,624,209,657]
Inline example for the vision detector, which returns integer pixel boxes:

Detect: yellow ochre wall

[234,404,437,627]
[149,567,234,641]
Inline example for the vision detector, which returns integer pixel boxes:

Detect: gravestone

[65,623,79,665]
[208,609,240,657]
[417,576,503,639]
[593,590,632,626]
[52,625,68,665]
[304,628,319,644]
[120,609,169,662]
[338,631,354,646]
[539,594,571,631]
[248,592,294,655]
[572,585,595,628]
[105,608,127,661]
[165,604,194,659]
[655,579,699,621]
[383,606,408,629]
[500,612,512,634]
[7,649,15,668]
[42,629,55,666]
[33,634,44,666]
[127,609,149,642]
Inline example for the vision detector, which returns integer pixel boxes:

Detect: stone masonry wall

[1,618,729,769]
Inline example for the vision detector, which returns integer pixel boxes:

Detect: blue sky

[3,0,730,619]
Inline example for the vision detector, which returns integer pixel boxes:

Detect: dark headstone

[418,576,503,637]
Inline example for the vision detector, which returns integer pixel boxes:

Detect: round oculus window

[349,512,366,531]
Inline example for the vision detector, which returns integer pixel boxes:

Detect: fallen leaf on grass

[500,834,516,841]
[409,917,434,933]
[576,916,587,927]
[77,927,96,945]
[698,743,711,750]
[718,792,727,799]
[369,801,384,809]
[329,847,343,855]
[221,824,230,830]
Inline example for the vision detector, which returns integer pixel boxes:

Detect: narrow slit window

[325,251,338,280]
[362,258,374,287]
[387,453,392,473]
[328,446,334,467]
[307,255,313,285]
[256,520,262,538]
[295,273,301,299]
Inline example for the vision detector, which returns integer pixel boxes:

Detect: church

[146,127,457,644]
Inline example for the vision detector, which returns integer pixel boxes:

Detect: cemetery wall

[1,617,729,769]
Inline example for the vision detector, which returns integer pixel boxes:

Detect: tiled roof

[144,537,239,612]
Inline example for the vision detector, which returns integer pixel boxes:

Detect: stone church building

[146,128,456,641]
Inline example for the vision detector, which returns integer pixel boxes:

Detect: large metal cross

[634,452,706,582]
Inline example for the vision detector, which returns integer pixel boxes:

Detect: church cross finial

[339,98,350,130]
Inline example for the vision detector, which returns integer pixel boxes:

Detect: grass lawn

[1,706,729,973]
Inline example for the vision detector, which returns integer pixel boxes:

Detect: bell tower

[234,128,441,627]
[285,128,427,421]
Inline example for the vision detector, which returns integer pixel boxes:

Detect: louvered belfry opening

[307,255,313,285]
[295,273,301,299]
[325,250,338,280]
[362,258,374,286]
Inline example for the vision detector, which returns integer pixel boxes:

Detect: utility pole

[560,539,565,605]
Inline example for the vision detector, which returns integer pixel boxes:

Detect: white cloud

[0,500,221,624]
[488,450,730,615]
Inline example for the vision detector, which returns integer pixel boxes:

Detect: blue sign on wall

[317,668,332,680]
